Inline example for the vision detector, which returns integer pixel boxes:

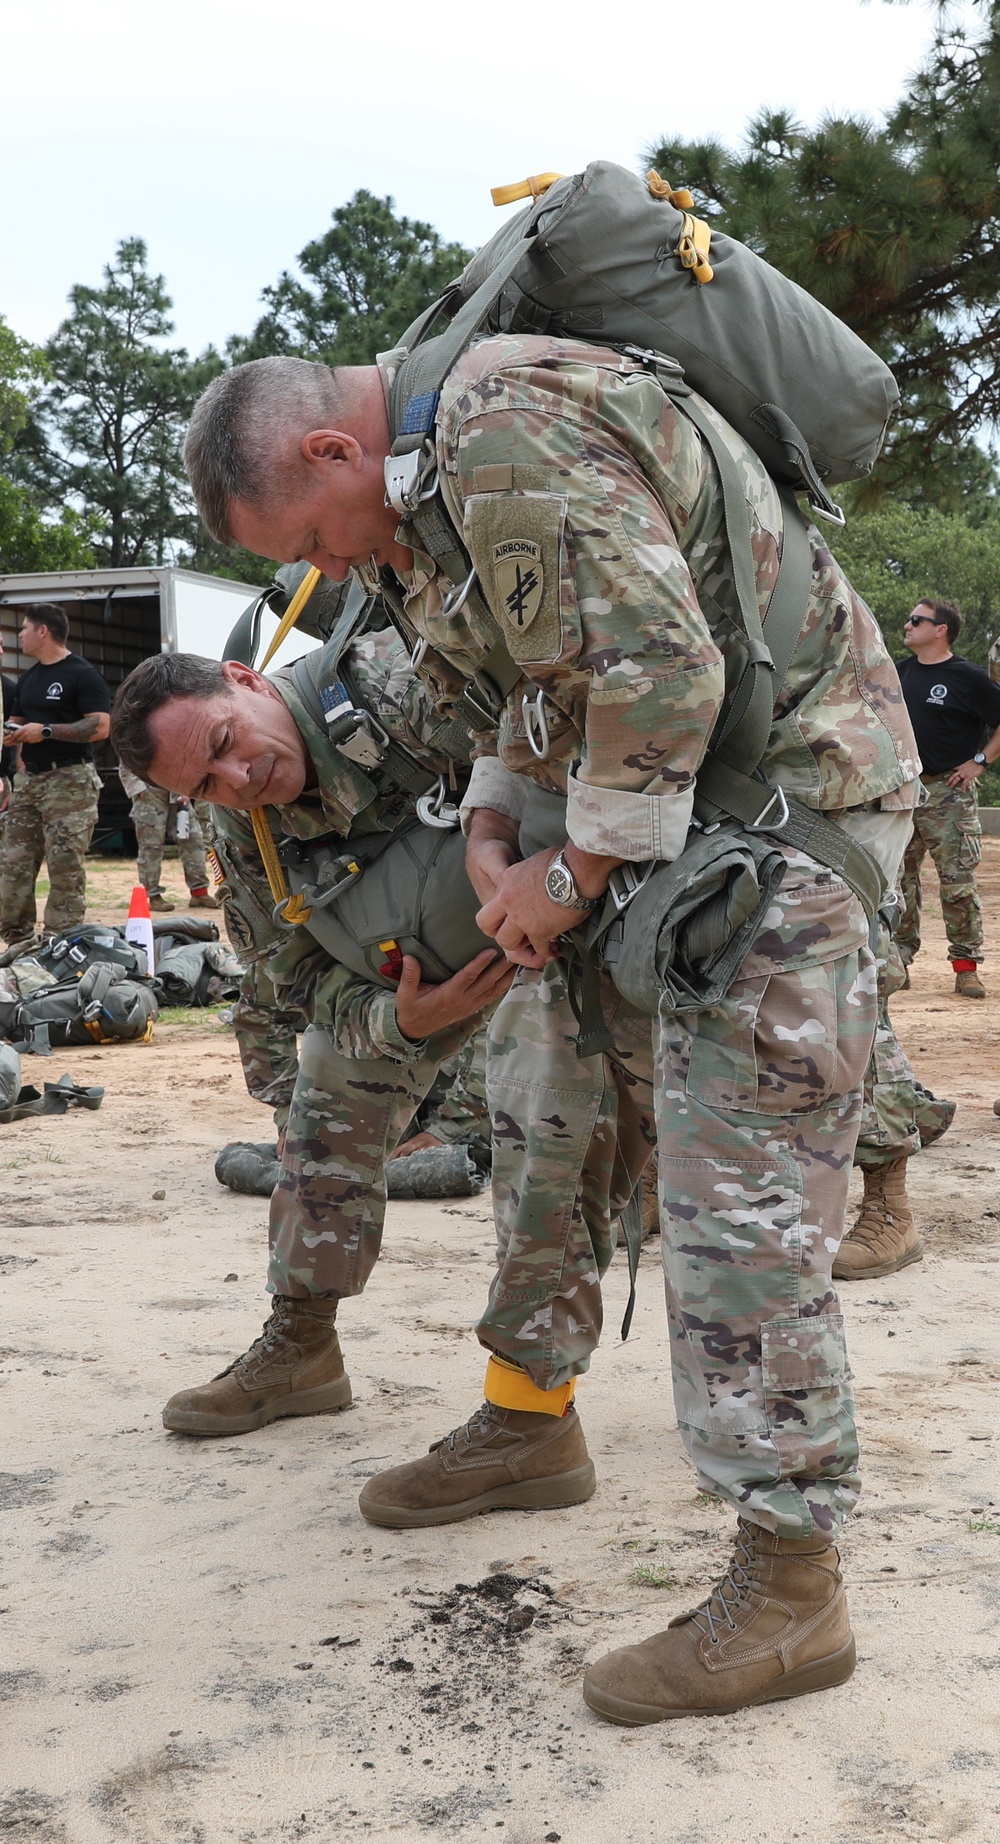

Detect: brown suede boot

[358,1401,597,1529]
[583,1518,855,1724]
[955,968,986,998]
[162,1296,351,1434]
[832,1157,923,1281]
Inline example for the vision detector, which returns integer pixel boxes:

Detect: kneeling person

[111,625,514,1438]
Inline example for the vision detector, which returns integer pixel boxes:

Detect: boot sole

[583,1635,857,1726]
[358,1459,598,1529]
[833,1241,924,1282]
[162,1373,353,1435]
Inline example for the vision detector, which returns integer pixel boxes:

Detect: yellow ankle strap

[484,1354,576,1416]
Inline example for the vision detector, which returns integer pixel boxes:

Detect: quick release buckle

[384,446,439,518]
[608,860,656,914]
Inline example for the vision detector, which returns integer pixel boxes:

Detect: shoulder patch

[464,493,568,663]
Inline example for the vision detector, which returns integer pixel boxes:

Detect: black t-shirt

[1,673,16,778]
[12,653,112,772]
[895,652,1000,777]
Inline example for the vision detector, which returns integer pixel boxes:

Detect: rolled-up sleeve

[565,768,695,862]
[459,755,531,835]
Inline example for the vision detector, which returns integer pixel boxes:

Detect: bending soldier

[111,620,512,1436]
[182,340,919,1726]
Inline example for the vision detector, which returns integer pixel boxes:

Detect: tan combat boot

[954,967,986,998]
[832,1157,923,1281]
[359,1399,597,1529]
[583,1518,855,1724]
[162,1295,351,1435]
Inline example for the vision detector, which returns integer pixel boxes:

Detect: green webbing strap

[691,760,886,921]
[390,234,539,458]
[289,654,439,805]
[618,1184,644,1341]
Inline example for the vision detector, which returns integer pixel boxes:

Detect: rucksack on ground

[7,962,159,1053]
[35,923,149,983]
[155,939,243,1007]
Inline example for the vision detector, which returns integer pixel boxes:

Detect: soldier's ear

[220,661,266,694]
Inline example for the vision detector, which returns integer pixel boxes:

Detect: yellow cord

[260,565,322,669]
[245,565,323,925]
[491,172,564,207]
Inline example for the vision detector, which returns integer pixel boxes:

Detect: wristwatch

[544,849,599,911]
[974,752,987,766]
[40,725,53,741]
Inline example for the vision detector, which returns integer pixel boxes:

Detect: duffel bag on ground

[11,963,159,1053]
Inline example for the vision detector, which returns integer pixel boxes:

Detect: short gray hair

[184,357,346,544]
[112,652,229,779]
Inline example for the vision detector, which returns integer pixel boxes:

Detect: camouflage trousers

[268,1017,481,1299]
[484,848,880,1540]
[0,763,101,942]
[855,934,955,1168]
[130,787,210,897]
[898,776,983,964]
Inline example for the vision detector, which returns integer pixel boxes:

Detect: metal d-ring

[410,633,429,670]
[441,566,478,619]
[522,689,550,761]
[416,774,461,830]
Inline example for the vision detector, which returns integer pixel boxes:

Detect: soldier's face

[228,433,408,583]
[145,666,310,808]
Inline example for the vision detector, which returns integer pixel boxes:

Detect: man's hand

[387,1130,446,1161]
[5,723,42,746]
[394,947,516,1042]
[465,806,520,906]
[476,845,623,968]
[947,758,986,791]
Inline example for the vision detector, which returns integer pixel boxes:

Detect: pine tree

[16,239,220,566]
[232,189,471,366]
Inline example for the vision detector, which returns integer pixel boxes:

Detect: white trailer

[0,565,319,843]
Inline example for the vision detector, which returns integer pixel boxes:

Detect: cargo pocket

[686,964,841,1115]
[955,809,983,872]
[761,1314,857,1482]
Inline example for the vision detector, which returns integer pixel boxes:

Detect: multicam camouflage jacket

[378,333,920,862]
[214,625,472,1062]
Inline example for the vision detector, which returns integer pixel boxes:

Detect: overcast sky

[4,0,945,357]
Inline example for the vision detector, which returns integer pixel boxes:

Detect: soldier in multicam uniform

[184,339,920,1724]
[110,625,512,1437]
[227,965,489,1175]
[895,599,1000,999]
[119,767,219,912]
[838,933,955,1280]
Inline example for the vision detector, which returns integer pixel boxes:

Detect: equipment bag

[389,161,897,524]
[10,963,159,1054]
[35,923,150,983]
[156,940,244,1008]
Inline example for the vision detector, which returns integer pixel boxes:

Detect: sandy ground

[3,848,1000,1844]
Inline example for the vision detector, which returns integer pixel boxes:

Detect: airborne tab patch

[493,539,544,633]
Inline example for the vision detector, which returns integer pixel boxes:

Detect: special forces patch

[492,539,544,633]
[465,490,567,663]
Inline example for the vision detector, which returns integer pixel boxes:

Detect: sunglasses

[904,615,940,628]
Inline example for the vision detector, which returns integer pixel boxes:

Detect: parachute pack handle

[647,170,714,284]
[491,172,565,207]
[246,566,323,927]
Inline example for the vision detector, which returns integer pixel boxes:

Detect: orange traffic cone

[125,884,156,979]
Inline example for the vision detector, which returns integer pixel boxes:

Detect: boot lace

[687,1521,760,1646]
[433,1401,499,1454]
[221,1298,296,1377]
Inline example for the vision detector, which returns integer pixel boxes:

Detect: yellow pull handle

[647,171,714,284]
[491,172,564,207]
[260,564,322,669]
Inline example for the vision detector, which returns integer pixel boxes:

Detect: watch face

[546,862,574,905]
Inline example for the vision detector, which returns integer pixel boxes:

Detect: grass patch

[156,1004,230,1030]
[968,1516,1000,1535]
[627,1563,677,1590]
[694,1492,721,1507]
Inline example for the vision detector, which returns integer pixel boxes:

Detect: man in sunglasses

[896,599,1000,998]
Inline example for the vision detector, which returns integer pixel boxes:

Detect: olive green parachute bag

[386,159,898,528]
